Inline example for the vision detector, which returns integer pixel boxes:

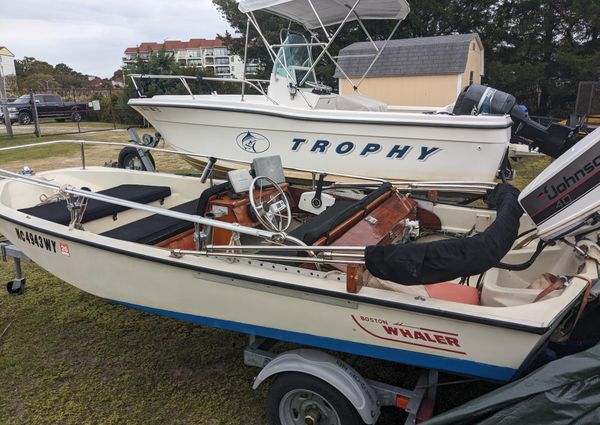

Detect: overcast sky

[0,0,234,78]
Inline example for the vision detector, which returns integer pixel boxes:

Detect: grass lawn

[0,135,548,424]
[0,121,124,138]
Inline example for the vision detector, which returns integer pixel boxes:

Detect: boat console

[198,156,417,251]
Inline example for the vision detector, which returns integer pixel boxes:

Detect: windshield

[274,33,317,85]
[13,95,30,104]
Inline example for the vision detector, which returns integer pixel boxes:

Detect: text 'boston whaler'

[128,0,578,183]
[0,125,598,422]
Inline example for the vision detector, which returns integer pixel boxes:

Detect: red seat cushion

[425,282,479,305]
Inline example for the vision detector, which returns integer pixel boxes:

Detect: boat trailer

[1,240,29,295]
[244,335,439,424]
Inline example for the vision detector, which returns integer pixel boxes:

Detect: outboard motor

[519,128,600,241]
[453,84,578,158]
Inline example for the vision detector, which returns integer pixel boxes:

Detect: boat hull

[0,214,548,383]
[130,98,512,182]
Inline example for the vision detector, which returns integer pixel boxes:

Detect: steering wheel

[249,176,291,232]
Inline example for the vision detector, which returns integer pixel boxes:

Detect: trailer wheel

[71,110,82,122]
[18,111,32,125]
[6,278,25,295]
[267,372,365,425]
[117,146,155,171]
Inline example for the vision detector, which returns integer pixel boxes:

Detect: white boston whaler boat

[0,128,599,423]
[127,0,524,183]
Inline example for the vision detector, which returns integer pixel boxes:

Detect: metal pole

[80,143,86,169]
[298,0,363,87]
[206,245,366,252]
[30,91,41,137]
[109,86,117,129]
[189,251,365,265]
[587,82,594,117]
[241,17,251,102]
[130,75,142,97]
[246,12,314,108]
[354,19,403,90]
[0,66,13,138]
[73,87,81,133]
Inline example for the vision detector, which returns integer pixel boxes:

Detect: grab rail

[128,74,277,104]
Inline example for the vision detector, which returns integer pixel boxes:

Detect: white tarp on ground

[237,0,410,29]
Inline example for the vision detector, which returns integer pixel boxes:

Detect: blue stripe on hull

[119,301,517,382]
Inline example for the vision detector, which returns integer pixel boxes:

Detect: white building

[123,38,258,79]
[0,46,16,77]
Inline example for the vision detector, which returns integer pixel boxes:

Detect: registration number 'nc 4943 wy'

[14,227,70,256]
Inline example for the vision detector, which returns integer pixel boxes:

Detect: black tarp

[364,184,523,285]
[423,342,600,425]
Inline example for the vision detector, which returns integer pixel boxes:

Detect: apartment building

[123,38,258,79]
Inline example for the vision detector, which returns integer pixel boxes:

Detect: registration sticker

[59,243,70,257]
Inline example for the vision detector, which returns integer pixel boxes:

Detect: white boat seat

[19,184,171,226]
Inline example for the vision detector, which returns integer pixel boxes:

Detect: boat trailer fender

[252,348,380,424]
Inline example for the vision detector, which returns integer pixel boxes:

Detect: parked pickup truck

[0,94,87,125]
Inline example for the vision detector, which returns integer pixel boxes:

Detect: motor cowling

[452,84,578,159]
[452,84,517,116]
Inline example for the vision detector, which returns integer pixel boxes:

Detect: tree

[14,57,90,90]
[486,0,600,115]
[22,73,59,90]
[53,63,88,88]
[110,69,125,81]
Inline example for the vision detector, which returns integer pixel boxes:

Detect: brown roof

[187,38,224,48]
[124,38,224,54]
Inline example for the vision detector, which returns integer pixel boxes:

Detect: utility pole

[0,64,13,138]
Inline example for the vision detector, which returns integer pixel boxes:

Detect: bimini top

[237,0,410,29]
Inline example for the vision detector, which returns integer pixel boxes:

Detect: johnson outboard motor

[453,84,578,158]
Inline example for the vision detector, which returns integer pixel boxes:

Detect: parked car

[0,94,87,125]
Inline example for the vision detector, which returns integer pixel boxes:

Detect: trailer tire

[118,146,155,171]
[266,372,365,425]
[6,279,25,295]
[18,111,32,125]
